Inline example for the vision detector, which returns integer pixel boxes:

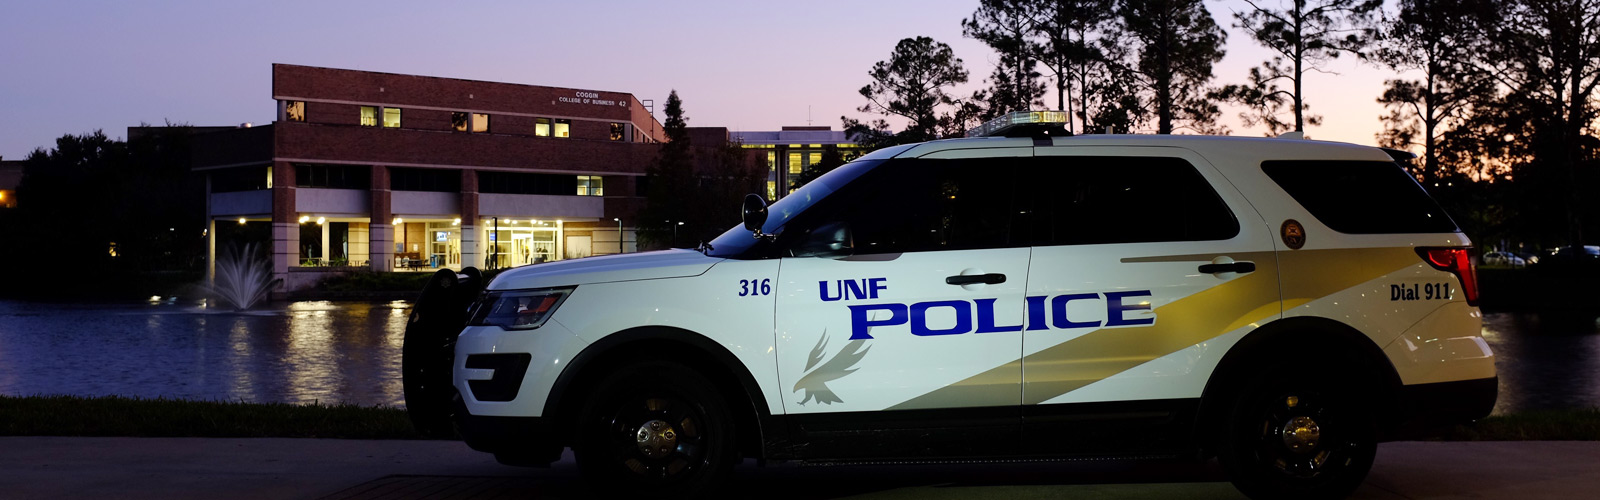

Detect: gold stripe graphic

[885,247,1421,410]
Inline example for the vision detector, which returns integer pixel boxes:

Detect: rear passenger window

[1263,160,1458,234]
[1031,156,1239,245]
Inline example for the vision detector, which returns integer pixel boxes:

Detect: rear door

[1017,147,1280,454]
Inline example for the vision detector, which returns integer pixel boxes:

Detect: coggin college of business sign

[558,91,628,108]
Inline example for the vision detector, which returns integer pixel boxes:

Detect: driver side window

[789,157,1026,255]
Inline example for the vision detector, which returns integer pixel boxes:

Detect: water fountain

[208,243,281,311]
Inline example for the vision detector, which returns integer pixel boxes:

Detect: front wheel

[1218,360,1378,500]
[575,360,736,498]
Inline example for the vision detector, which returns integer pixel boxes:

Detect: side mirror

[742,193,769,236]
[795,221,853,258]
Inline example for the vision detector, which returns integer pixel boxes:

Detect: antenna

[807,105,813,126]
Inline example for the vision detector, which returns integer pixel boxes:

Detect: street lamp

[671,221,685,248]
[614,218,623,253]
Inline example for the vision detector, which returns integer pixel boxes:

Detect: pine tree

[1217,0,1383,134]
[1116,0,1228,134]
[964,0,1046,118]
[639,91,695,249]
[857,37,971,143]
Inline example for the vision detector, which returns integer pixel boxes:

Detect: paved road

[2,438,1596,499]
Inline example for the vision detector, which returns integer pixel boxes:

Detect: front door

[773,152,1032,458]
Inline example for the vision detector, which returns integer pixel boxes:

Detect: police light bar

[966,110,1071,138]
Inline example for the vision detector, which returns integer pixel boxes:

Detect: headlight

[469,287,575,330]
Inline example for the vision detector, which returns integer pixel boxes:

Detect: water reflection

[1482,311,1600,414]
[0,299,411,407]
[0,299,1596,413]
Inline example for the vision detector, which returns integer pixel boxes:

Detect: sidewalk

[2,438,1596,499]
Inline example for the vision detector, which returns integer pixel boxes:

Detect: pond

[0,299,1595,414]
[0,299,411,407]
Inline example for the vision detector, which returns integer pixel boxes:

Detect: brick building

[194,64,740,292]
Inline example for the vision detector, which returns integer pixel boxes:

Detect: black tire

[575,360,737,498]
[1218,358,1378,500]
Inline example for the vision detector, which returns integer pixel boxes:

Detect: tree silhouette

[1370,0,1499,184]
[857,37,971,143]
[963,0,1046,118]
[1033,0,1116,132]
[1472,0,1600,245]
[639,91,695,249]
[1217,0,1382,134]
[1116,0,1229,134]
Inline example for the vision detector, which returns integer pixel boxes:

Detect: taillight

[1416,247,1479,306]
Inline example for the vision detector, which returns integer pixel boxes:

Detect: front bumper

[453,321,587,417]
[454,397,564,465]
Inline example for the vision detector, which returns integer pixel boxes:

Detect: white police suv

[402,112,1496,499]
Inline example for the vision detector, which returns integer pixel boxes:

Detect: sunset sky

[1,0,1399,159]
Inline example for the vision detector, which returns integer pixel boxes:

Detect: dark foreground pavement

[1,438,1596,499]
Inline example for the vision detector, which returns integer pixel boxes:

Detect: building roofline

[271,63,647,102]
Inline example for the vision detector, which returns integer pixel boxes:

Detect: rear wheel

[1218,359,1378,500]
[575,360,736,498]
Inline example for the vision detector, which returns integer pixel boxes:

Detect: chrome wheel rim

[606,395,708,480]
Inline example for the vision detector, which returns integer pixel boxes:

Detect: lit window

[766,181,775,201]
[535,117,551,137]
[609,123,624,141]
[577,175,604,196]
[473,113,489,133]
[284,101,305,122]
[808,152,822,167]
[766,152,775,173]
[452,112,469,132]
[554,119,571,138]
[788,152,802,174]
[360,106,378,127]
[383,107,401,128]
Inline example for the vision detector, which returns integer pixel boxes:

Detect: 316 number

[739,279,771,297]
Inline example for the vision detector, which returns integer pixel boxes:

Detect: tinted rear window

[1262,160,1458,234]
[1031,156,1239,246]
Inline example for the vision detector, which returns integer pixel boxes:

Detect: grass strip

[1434,408,1600,441]
[0,395,437,440]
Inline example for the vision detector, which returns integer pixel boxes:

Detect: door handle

[946,273,1006,285]
[1198,262,1256,274]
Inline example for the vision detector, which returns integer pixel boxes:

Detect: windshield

[705,158,883,258]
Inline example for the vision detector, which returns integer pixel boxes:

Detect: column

[270,161,297,291]
[459,169,480,270]
[205,173,215,283]
[370,165,393,272]
[320,221,330,265]
[206,219,216,282]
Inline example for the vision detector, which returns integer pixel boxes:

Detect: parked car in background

[1536,245,1600,271]
[1515,252,1540,265]
[1482,251,1526,268]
